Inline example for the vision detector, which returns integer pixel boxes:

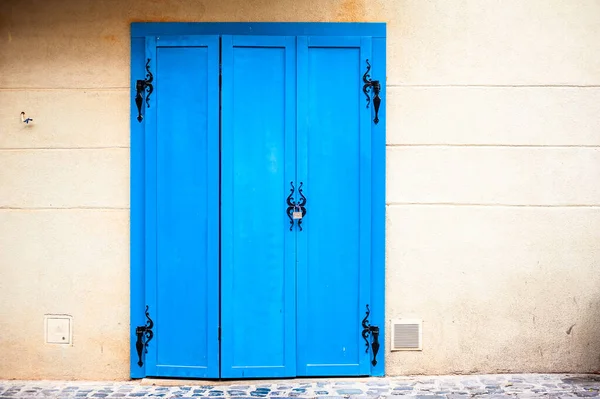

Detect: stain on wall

[336,0,367,22]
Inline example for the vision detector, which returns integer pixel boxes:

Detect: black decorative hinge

[361,304,380,366]
[362,59,382,125]
[135,59,154,123]
[135,305,154,367]
[286,181,307,231]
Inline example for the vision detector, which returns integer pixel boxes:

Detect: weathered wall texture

[1,0,600,380]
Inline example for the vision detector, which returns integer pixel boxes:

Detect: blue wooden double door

[143,35,376,378]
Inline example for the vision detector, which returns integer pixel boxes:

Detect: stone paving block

[575,391,600,397]
[393,386,413,391]
[228,390,248,396]
[366,381,388,386]
[336,389,364,394]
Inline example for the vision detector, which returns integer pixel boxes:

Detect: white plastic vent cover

[391,319,422,351]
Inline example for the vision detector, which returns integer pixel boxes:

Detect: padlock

[292,205,303,220]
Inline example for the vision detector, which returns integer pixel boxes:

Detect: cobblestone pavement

[2,374,600,398]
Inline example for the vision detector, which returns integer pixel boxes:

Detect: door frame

[130,22,386,379]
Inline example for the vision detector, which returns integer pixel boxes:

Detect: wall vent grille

[391,319,422,351]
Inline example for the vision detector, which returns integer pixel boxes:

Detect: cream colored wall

[1,0,599,380]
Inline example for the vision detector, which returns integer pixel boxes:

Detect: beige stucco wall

[1,0,600,380]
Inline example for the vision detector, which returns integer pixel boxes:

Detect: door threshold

[141,377,377,386]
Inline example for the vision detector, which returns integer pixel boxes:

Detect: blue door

[135,28,383,379]
[296,36,373,376]
[220,35,297,378]
[143,36,220,378]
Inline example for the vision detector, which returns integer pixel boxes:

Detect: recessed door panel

[221,35,297,378]
[144,36,220,378]
[296,36,373,376]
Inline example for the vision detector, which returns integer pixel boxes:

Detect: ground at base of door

[2,374,600,398]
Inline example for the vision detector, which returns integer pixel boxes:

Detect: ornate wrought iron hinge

[135,59,154,123]
[286,181,307,231]
[362,59,382,125]
[135,305,154,367]
[361,304,380,366]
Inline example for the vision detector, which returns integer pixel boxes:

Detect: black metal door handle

[286,181,296,231]
[286,181,307,231]
[297,182,307,231]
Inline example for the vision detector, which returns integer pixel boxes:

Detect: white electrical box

[44,315,72,345]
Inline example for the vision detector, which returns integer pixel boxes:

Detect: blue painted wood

[130,36,146,379]
[130,24,387,379]
[132,22,386,38]
[143,36,158,377]
[221,35,297,378]
[144,36,220,378]
[296,36,373,377]
[370,36,387,377]
[307,36,363,46]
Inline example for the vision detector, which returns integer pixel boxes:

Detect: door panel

[296,36,372,376]
[144,36,220,378]
[221,35,297,378]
